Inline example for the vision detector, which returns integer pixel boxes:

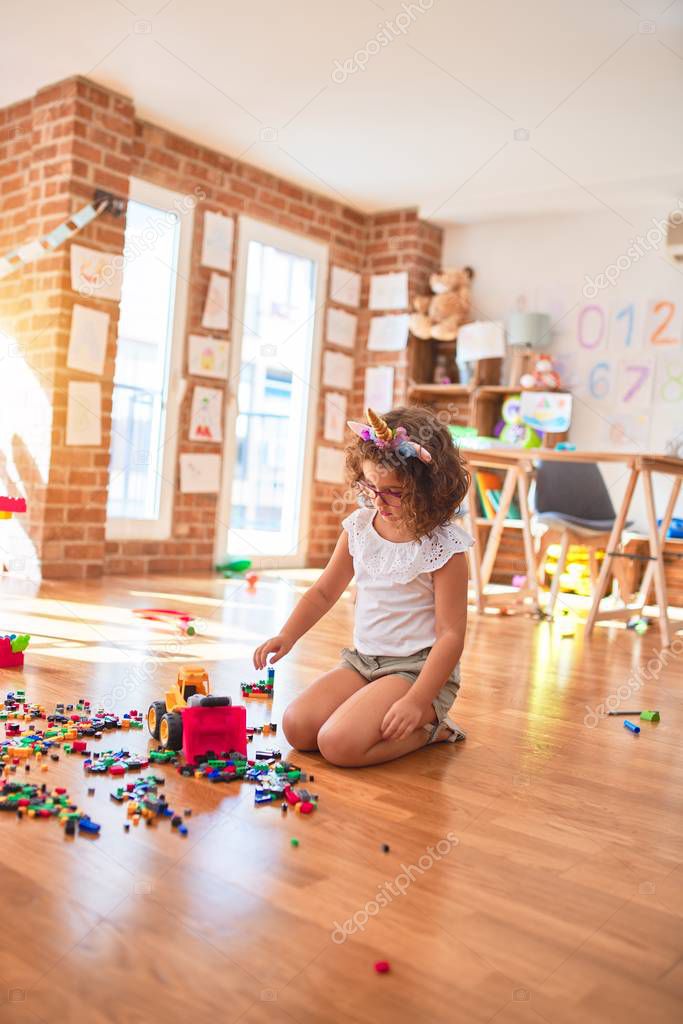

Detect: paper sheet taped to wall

[330,266,361,308]
[364,365,394,413]
[326,307,357,349]
[179,453,222,493]
[315,446,345,483]
[67,304,110,376]
[369,271,408,310]
[368,313,409,351]
[66,381,102,446]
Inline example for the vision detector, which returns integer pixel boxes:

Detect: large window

[106,180,193,538]
[217,219,327,564]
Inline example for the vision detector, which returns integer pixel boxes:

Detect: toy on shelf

[0,497,27,521]
[147,666,247,762]
[409,267,473,342]
[133,608,196,635]
[519,354,562,391]
[493,396,541,448]
[0,633,30,668]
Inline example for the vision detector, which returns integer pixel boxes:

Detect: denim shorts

[339,646,463,739]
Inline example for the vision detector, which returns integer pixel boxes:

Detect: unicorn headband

[347,408,432,464]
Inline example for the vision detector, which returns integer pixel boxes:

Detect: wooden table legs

[585,467,681,646]
[585,467,639,638]
[635,476,682,614]
[467,463,539,614]
[641,470,673,648]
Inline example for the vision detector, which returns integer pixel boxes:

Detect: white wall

[443,206,683,532]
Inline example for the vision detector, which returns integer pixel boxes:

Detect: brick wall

[0,74,444,579]
[0,78,132,579]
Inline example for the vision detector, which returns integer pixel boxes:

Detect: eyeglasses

[357,480,404,507]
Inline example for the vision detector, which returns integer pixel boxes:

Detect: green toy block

[640,710,660,721]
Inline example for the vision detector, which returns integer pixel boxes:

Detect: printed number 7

[622,365,649,403]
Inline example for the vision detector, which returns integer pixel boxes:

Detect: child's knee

[282,704,318,751]
[317,722,361,767]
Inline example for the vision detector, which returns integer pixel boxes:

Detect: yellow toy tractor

[147,666,231,751]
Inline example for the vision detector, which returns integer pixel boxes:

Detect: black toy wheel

[159,712,183,751]
[147,701,167,740]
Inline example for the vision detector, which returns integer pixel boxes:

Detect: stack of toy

[241,665,275,699]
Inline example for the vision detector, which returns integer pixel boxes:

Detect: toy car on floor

[147,666,247,761]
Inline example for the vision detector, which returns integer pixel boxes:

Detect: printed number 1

[615,304,634,347]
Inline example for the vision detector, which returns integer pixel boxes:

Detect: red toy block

[182,704,247,764]
[0,497,27,514]
[0,638,23,668]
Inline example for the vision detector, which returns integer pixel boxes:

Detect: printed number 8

[661,363,683,403]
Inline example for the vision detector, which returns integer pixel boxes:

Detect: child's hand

[381,694,429,741]
[253,634,293,670]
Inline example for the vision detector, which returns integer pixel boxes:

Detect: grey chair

[532,461,630,616]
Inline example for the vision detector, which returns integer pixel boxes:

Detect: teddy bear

[519,354,561,391]
[409,266,473,342]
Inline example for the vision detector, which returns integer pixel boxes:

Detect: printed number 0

[589,361,610,399]
[578,305,606,349]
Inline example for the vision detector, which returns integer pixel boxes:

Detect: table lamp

[506,311,552,387]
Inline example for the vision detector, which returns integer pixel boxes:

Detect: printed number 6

[589,361,610,399]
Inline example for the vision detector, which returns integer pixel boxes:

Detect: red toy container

[0,638,23,668]
[182,704,247,764]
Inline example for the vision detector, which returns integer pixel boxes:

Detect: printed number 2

[649,301,678,346]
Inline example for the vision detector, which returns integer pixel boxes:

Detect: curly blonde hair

[345,406,470,539]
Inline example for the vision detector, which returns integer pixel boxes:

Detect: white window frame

[214,216,328,567]
[106,177,194,541]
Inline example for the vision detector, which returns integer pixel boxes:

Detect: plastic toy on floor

[0,633,30,668]
[241,666,275,699]
[147,666,247,761]
[133,608,196,635]
[0,496,27,520]
[216,557,252,579]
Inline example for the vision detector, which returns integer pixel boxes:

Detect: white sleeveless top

[342,507,474,657]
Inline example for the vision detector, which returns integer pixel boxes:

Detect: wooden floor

[1,570,682,1024]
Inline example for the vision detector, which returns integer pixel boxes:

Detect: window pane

[107,199,180,521]
[228,240,317,555]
